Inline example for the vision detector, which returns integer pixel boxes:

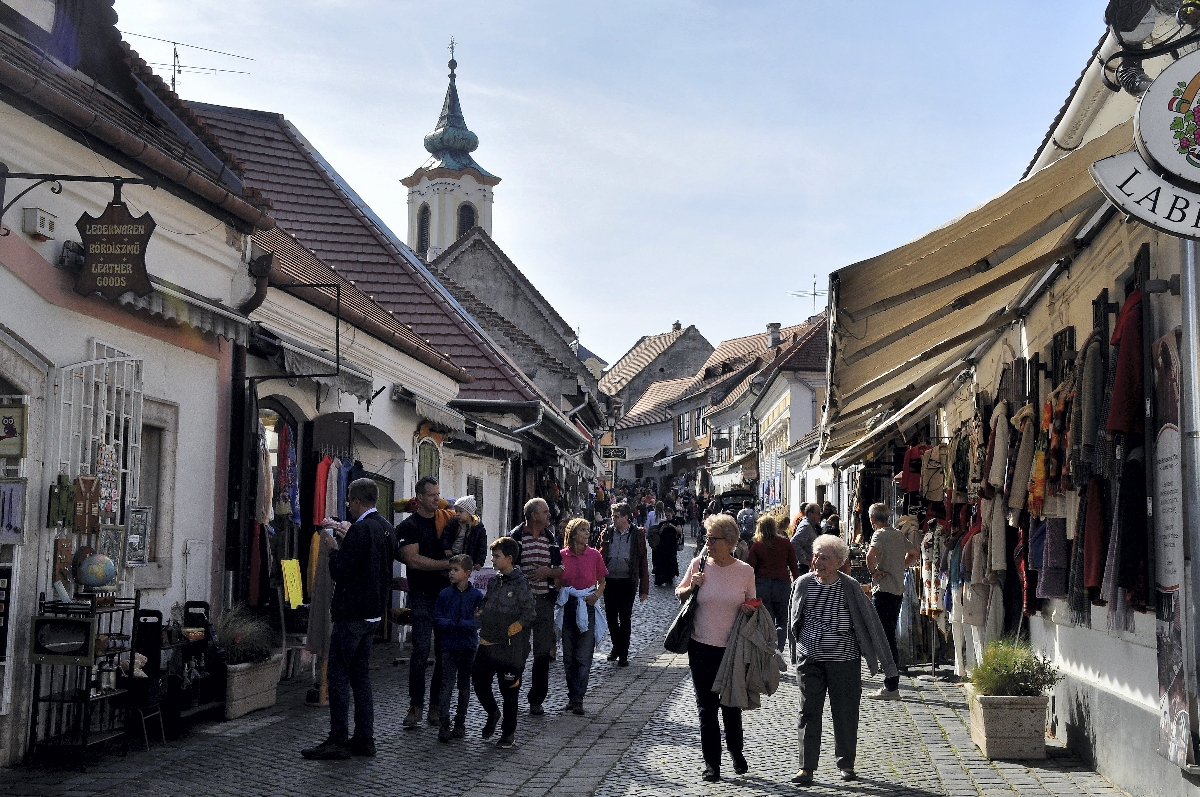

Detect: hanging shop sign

[74,201,154,300]
[1092,49,1200,239]
[600,446,627,461]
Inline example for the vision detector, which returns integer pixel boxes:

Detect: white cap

[453,495,477,515]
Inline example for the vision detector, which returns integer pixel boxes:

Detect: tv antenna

[120,31,253,93]
[788,278,829,313]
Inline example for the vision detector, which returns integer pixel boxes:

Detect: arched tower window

[457,203,476,239]
[417,204,431,257]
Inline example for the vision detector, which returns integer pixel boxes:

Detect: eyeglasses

[704,535,730,544]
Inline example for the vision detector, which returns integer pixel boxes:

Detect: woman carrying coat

[676,513,755,782]
[788,534,897,786]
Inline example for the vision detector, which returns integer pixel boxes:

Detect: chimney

[672,320,682,332]
[766,322,781,348]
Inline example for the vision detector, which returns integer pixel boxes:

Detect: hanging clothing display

[920,444,947,502]
[337,458,353,521]
[306,530,333,657]
[900,444,929,493]
[46,473,74,527]
[325,457,341,521]
[1036,518,1069,599]
[255,421,274,526]
[313,454,333,524]
[1007,404,1037,512]
[73,475,101,534]
[920,522,946,617]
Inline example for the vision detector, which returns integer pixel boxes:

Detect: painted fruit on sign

[77,553,117,588]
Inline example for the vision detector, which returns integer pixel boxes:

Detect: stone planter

[225,653,283,720]
[964,683,1048,760]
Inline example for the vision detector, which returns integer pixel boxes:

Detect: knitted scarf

[1067,483,1091,627]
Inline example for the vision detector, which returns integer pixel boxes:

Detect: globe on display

[77,553,117,588]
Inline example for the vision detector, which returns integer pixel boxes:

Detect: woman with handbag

[675,514,755,782]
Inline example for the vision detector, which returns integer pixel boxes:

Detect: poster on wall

[0,479,25,543]
[1152,330,1192,767]
[0,405,26,459]
[124,506,151,567]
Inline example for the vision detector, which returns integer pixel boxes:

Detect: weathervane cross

[448,37,456,60]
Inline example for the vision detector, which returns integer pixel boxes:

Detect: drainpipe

[513,406,544,435]
[1179,238,1200,731]
[237,251,275,314]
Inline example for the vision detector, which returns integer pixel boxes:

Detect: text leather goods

[664,557,707,654]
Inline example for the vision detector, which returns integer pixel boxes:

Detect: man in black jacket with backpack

[302,478,394,760]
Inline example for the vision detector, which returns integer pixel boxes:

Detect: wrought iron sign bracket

[0,162,157,236]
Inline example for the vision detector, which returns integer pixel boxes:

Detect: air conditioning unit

[21,207,56,241]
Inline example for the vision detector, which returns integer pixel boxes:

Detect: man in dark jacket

[599,502,650,666]
[504,498,563,715]
[302,478,394,760]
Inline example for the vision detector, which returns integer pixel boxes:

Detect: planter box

[964,683,1048,760]
[225,653,283,720]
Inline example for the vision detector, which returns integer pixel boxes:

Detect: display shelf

[40,688,127,704]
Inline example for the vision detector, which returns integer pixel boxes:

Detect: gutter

[0,56,274,230]
[513,407,544,435]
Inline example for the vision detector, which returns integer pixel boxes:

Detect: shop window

[692,407,703,438]
[676,413,690,444]
[138,425,162,559]
[417,439,441,481]
[457,202,476,239]
[635,464,644,479]
[467,475,483,517]
[417,204,431,257]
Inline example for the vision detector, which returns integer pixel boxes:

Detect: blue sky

[114,0,1108,365]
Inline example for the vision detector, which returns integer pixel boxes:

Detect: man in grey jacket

[787,534,897,785]
[790,503,821,571]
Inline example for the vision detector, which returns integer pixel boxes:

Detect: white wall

[406,172,494,258]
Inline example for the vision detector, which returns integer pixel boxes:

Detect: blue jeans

[756,577,791,651]
[438,648,476,729]
[408,592,443,709]
[328,619,377,743]
[561,597,595,705]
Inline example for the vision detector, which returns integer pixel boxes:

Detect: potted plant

[216,606,282,720]
[965,638,1063,760]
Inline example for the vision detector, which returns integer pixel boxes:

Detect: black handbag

[664,557,706,654]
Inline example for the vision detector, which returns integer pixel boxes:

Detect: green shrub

[970,638,1063,697]
[216,605,276,665]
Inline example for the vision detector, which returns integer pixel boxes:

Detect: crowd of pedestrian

[299,477,912,789]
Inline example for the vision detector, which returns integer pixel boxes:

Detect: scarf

[1036,518,1069,599]
[1067,483,1091,627]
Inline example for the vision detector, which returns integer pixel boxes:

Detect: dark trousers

[528,594,556,706]
[327,619,377,743]
[605,577,636,659]
[438,648,476,730]
[755,577,791,651]
[472,649,523,737]
[688,639,743,771]
[797,658,861,771]
[873,590,903,690]
[408,592,443,709]
[561,597,596,705]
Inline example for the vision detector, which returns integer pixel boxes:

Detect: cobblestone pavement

[0,545,1128,797]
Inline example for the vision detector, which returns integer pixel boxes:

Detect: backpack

[647,524,661,549]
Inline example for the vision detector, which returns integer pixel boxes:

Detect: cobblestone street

[0,547,1128,797]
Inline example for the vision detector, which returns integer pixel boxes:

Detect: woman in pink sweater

[676,514,756,782]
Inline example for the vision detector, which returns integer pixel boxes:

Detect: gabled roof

[616,377,693,430]
[600,326,690,395]
[0,13,270,228]
[576,343,607,366]
[191,102,544,402]
[256,226,471,383]
[711,316,828,416]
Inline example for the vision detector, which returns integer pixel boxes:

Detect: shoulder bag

[664,556,706,654]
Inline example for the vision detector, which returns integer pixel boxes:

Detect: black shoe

[496,732,515,749]
[348,737,376,757]
[606,651,619,661]
[529,703,544,716]
[618,657,629,667]
[702,765,720,782]
[731,752,748,774]
[301,738,351,760]
[481,711,500,740]
[437,728,451,744]
[790,769,814,785]
[572,704,586,716]
[452,721,466,739]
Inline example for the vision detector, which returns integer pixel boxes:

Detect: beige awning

[819,121,1132,465]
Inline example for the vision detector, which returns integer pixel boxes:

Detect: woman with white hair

[787,534,897,786]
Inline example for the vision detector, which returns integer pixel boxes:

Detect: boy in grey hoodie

[471,537,536,749]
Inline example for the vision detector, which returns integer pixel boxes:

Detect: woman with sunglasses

[676,513,756,782]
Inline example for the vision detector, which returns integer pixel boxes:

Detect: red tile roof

[599,326,690,396]
[616,377,694,430]
[190,103,541,401]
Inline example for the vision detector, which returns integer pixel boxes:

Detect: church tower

[403,52,500,261]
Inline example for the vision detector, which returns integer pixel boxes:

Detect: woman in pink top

[676,514,755,782]
[559,518,607,715]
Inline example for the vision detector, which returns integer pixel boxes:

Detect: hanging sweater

[1106,290,1145,438]
[1008,404,1038,512]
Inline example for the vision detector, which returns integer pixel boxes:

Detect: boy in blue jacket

[434,554,485,742]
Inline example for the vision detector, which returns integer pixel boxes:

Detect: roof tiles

[599,327,688,395]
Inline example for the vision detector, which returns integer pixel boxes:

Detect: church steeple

[403,43,500,261]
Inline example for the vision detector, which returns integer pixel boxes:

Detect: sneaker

[868,687,900,700]
[790,769,813,785]
[481,710,500,740]
[529,703,544,716]
[496,732,515,749]
[840,768,857,781]
[451,721,466,739]
[702,765,720,782]
[300,738,351,760]
[348,737,376,757]
[731,751,748,775]
[426,706,440,727]
[403,705,422,728]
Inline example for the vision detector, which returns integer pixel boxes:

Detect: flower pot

[225,653,283,720]
[964,683,1048,760]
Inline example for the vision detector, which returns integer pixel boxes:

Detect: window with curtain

[417,439,441,481]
